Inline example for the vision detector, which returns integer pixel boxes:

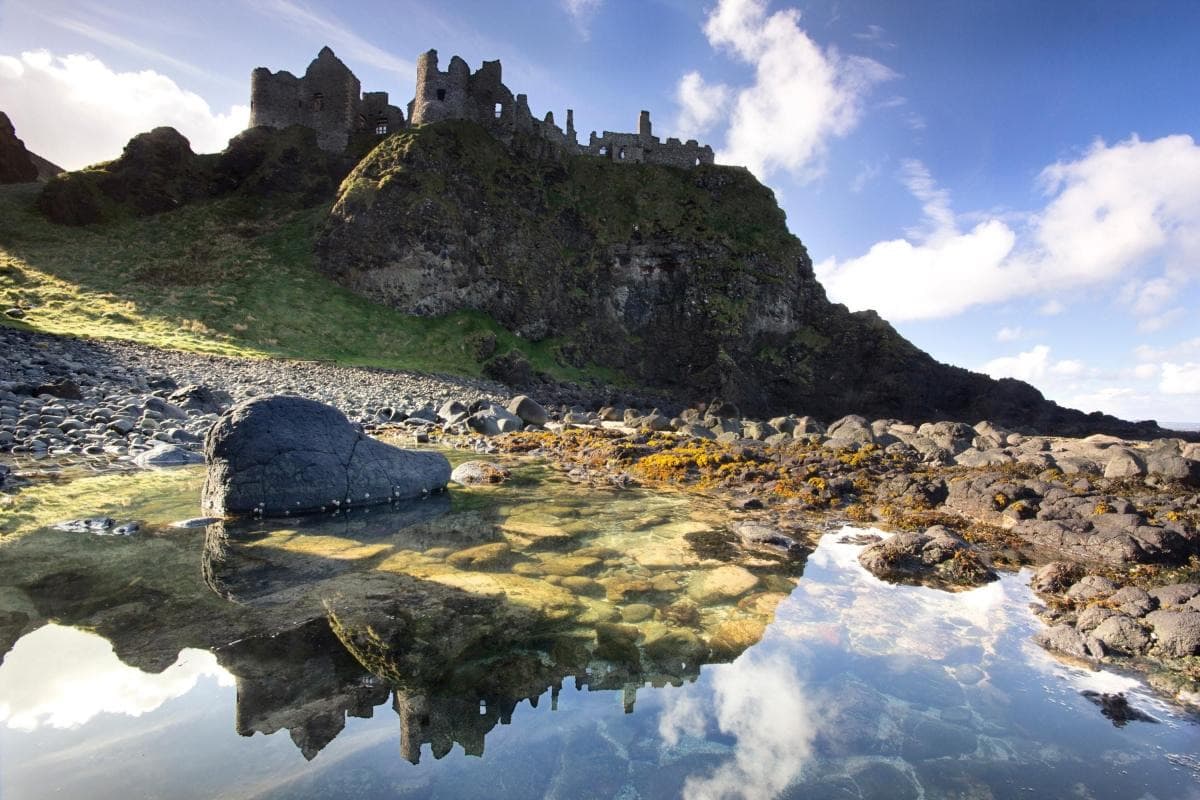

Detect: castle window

[618,146,627,160]
[310,92,324,112]
[494,102,502,118]
[598,145,608,157]
[436,89,446,101]
[695,157,701,166]
[375,123,388,135]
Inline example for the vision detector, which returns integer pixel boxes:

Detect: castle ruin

[249,47,715,168]
[249,47,405,152]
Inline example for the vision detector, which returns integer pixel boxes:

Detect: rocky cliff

[316,121,1161,436]
[0,111,38,184]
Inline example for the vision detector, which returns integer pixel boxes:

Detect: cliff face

[0,111,39,184]
[315,121,1158,435]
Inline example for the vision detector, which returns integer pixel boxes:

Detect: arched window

[618,146,627,160]
[310,92,324,111]
[494,102,502,118]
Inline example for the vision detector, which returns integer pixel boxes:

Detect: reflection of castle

[249,47,715,167]
[225,616,708,764]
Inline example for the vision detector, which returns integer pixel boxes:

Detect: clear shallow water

[1,462,1198,799]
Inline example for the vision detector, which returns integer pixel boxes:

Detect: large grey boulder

[201,395,450,517]
[1144,610,1200,657]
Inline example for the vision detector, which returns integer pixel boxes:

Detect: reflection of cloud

[0,624,232,731]
[658,690,708,746]
[677,653,816,800]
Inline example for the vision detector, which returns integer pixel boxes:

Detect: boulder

[201,395,450,516]
[1090,614,1151,655]
[466,403,524,435]
[1108,585,1155,617]
[1034,624,1089,659]
[1103,448,1146,479]
[1065,575,1117,602]
[1148,583,1200,608]
[1144,610,1200,657]
[506,395,548,426]
[825,414,875,446]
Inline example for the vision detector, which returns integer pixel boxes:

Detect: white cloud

[816,134,1200,322]
[849,159,881,193]
[675,653,816,800]
[562,0,603,38]
[680,0,893,180]
[0,50,248,170]
[1135,337,1200,363]
[995,326,1025,342]
[1161,362,1200,395]
[982,344,1088,384]
[0,625,232,731]
[675,71,732,140]
[1134,363,1160,380]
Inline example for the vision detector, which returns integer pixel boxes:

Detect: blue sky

[2,0,1198,423]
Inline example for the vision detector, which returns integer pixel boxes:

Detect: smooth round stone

[621,603,656,623]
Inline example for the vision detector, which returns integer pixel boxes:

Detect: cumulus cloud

[1161,362,1200,395]
[995,326,1026,342]
[983,345,1088,383]
[676,653,816,800]
[0,625,232,731]
[675,71,732,140]
[816,134,1200,322]
[677,0,893,180]
[0,50,248,170]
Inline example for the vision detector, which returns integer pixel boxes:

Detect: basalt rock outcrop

[0,111,38,184]
[316,121,1171,436]
[38,124,355,225]
[201,394,450,516]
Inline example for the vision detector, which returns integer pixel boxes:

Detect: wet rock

[838,532,883,546]
[201,395,450,516]
[132,442,204,468]
[1090,614,1151,655]
[466,403,524,435]
[33,379,82,400]
[446,542,513,570]
[859,526,997,589]
[687,565,759,604]
[53,517,116,533]
[450,460,511,486]
[1034,623,1090,658]
[1065,575,1117,602]
[1144,609,1200,657]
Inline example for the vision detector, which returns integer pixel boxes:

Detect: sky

[1,0,1198,424]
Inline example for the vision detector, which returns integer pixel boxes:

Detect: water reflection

[2,461,1199,799]
[663,652,816,800]
[0,625,232,731]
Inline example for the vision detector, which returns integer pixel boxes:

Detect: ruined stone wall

[252,48,710,167]
[250,47,403,152]
[585,112,715,168]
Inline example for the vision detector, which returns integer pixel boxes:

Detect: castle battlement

[249,47,715,168]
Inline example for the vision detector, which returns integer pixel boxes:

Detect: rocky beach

[4,322,1198,710]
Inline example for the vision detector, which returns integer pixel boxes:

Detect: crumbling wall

[253,48,712,167]
[585,111,715,168]
[250,47,403,152]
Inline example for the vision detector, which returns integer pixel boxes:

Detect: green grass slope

[0,182,612,382]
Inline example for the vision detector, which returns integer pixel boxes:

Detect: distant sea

[1162,422,1200,432]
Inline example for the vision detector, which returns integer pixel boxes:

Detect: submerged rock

[201,395,450,517]
[450,460,512,486]
[133,443,204,468]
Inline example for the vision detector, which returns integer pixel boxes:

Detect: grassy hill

[0,182,614,383]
